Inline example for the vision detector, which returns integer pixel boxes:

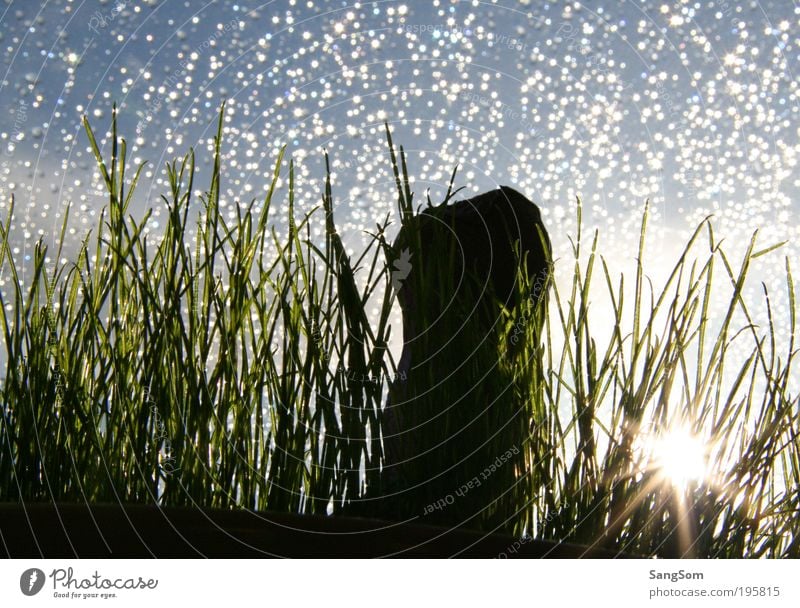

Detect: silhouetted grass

[0,104,797,557]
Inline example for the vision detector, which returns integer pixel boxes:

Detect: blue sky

[0,0,797,306]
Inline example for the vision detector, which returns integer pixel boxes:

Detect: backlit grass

[0,104,797,557]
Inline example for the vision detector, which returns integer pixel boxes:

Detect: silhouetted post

[379,185,551,532]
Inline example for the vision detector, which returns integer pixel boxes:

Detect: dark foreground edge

[0,503,628,558]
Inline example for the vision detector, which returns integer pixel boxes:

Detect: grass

[0,104,798,557]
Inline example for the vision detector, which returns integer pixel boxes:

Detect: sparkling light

[646,425,709,489]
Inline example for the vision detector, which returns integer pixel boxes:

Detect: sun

[639,423,710,490]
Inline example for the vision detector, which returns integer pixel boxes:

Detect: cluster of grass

[533,205,799,557]
[0,104,797,557]
[0,104,392,515]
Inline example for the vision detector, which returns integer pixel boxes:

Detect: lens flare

[639,424,709,489]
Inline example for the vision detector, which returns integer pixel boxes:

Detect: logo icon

[20,568,45,596]
[391,248,413,292]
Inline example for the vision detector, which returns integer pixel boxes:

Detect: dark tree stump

[377,185,551,532]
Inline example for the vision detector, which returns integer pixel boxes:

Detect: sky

[0,0,798,341]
